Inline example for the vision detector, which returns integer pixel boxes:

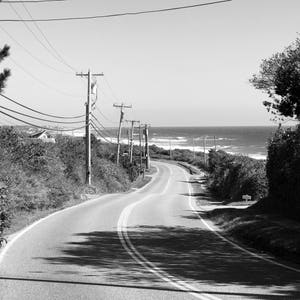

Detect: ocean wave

[153,143,266,160]
[194,136,236,141]
[150,137,187,144]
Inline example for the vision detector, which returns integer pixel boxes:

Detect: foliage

[0,127,137,232]
[207,150,267,202]
[266,125,300,219]
[149,144,207,169]
[93,158,130,192]
[250,38,300,121]
[0,44,10,92]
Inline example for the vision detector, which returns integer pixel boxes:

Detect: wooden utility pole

[203,136,207,166]
[144,124,150,170]
[169,140,172,160]
[76,70,103,185]
[127,127,130,155]
[214,135,217,151]
[192,138,196,160]
[126,120,139,163]
[138,122,143,169]
[113,103,132,165]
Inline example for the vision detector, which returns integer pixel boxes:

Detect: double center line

[117,180,221,300]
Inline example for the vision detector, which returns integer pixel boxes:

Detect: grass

[187,169,300,266]
[208,208,300,265]
[129,167,157,190]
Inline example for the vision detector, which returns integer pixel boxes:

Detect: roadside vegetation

[0,126,141,235]
[150,124,300,263]
[206,37,300,263]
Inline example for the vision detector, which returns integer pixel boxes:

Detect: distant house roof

[29,130,55,143]
[29,130,48,139]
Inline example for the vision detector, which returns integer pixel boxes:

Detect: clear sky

[0,0,299,127]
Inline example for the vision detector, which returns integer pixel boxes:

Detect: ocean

[148,126,278,160]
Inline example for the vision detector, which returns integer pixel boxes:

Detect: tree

[0,44,10,92]
[250,38,300,121]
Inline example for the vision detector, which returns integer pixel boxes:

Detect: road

[0,161,299,300]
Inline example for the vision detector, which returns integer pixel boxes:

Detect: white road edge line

[184,170,300,273]
[0,166,158,266]
[117,163,221,300]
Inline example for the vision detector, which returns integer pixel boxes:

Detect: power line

[0,0,67,3]
[8,2,77,73]
[0,109,86,131]
[8,3,64,62]
[9,56,81,97]
[0,0,233,22]
[21,2,77,72]
[103,76,121,102]
[0,93,85,119]
[91,113,113,137]
[0,24,70,74]
[0,104,85,124]
[91,122,114,144]
[94,104,118,125]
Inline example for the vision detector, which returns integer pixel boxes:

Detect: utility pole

[126,120,139,163]
[76,70,103,185]
[203,136,207,166]
[169,140,172,160]
[113,103,132,165]
[143,124,150,170]
[127,127,130,156]
[138,122,143,170]
[214,135,217,151]
[192,138,196,160]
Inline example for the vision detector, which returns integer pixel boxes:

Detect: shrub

[92,158,130,192]
[266,125,300,219]
[0,126,140,232]
[208,150,267,202]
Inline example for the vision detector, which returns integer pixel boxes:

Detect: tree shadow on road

[37,222,300,299]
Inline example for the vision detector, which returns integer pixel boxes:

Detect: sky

[0,0,299,127]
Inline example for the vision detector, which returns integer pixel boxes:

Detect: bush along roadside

[262,125,300,221]
[207,150,268,203]
[0,127,140,235]
[149,144,208,170]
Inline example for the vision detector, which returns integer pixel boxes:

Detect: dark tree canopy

[250,38,300,121]
[0,44,10,92]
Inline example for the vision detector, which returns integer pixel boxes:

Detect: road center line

[117,164,222,300]
[0,165,158,266]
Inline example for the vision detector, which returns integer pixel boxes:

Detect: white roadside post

[242,194,252,202]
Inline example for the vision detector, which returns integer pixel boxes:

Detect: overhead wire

[0,0,67,3]
[0,0,232,22]
[21,2,77,72]
[102,76,121,102]
[94,104,118,125]
[0,93,85,119]
[0,24,70,74]
[0,104,85,124]
[8,56,81,97]
[0,109,86,131]
[91,121,114,144]
[91,112,114,138]
[7,2,77,73]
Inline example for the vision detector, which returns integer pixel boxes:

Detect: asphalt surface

[0,161,299,300]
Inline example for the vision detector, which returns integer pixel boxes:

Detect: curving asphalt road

[0,161,299,300]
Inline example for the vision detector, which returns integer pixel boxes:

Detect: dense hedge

[149,144,207,169]
[266,125,300,219]
[0,127,138,233]
[207,150,267,202]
